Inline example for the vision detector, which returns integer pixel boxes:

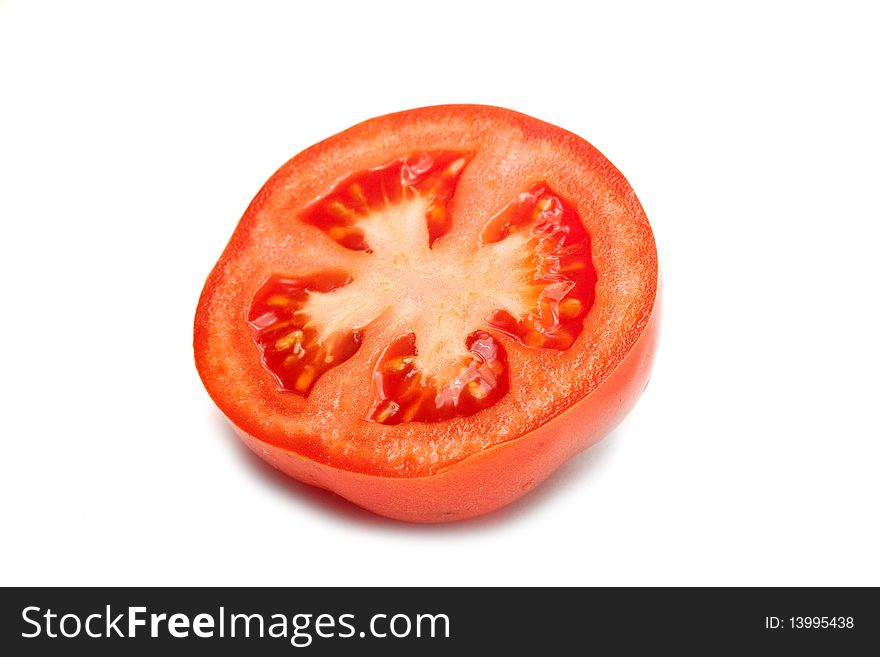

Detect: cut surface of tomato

[194,105,659,522]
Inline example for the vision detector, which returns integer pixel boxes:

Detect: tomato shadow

[217,413,619,533]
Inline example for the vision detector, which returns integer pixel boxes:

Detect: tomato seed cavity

[481,183,596,350]
[300,151,470,251]
[366,331,509,425]
[248,271,363,394]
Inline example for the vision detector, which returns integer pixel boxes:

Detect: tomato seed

[275,329,304,351]
[557,297,583,320]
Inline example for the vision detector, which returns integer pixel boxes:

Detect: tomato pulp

[194,105,659,522]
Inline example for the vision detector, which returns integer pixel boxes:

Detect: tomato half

[194,105,659,522]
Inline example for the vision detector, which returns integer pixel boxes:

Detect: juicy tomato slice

[194,105,659,521]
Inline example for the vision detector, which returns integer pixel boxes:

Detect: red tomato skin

[231,285,659,523]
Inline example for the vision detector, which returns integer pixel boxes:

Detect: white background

[1,1,878,586]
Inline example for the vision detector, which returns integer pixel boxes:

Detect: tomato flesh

[247,155,596,424]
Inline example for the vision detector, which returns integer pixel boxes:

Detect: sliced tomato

[194,105,659,522]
